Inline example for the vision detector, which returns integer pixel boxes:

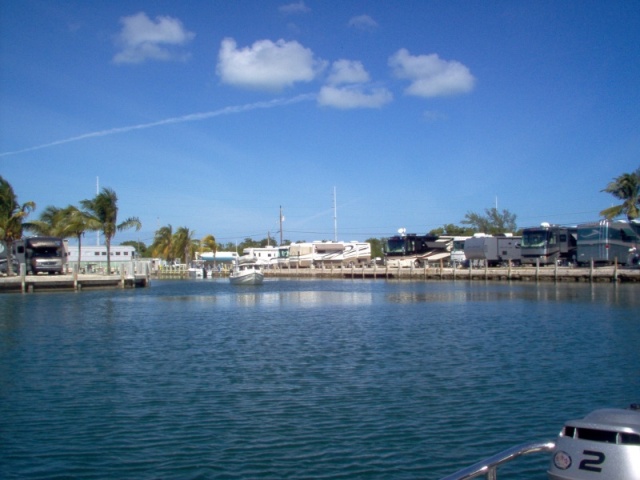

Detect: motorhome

[13,236,68,274]
[274,245,290,267]
[285,241,371,268]
[576,219,639,266]
[450,236,471,267]
[463,233,521,267]
[520,223,577,266]
[341,242,372,266]
[384,233,453,268]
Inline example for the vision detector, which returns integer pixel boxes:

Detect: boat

[188,260,206,278]
[228,258,264,285]
[440,404,640,479]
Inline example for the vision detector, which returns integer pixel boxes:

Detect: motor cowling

[548,404,640,480]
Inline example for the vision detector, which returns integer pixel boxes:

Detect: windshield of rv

[521,230,552,248]
[29,246,62,258]
[452,240,466,251]
[26,239,63,258]
[385,238,406,255]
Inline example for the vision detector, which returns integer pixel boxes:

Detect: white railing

[439,441,555,480]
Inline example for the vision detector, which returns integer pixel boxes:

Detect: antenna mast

[333,186,337,242]
[279,206,283,245]
[96,177,100,246]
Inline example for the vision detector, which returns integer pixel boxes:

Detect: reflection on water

[1,279,638,480]
[158,289,374,307]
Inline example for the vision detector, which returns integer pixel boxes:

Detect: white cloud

[318,85,392,109]
[279,1,310,14]
[327,59,370,86]
[389,49,475,97]
[348,14,378,31]
[320,59,391,109]
[113,12,195,64]
[217,38,326,91]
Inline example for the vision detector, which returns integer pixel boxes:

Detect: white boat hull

[229,263,264,285]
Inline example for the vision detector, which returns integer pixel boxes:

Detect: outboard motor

[548,404,640,479]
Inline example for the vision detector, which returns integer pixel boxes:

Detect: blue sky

[1,1,639,246]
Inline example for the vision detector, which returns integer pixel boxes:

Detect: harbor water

[1,279,639,479]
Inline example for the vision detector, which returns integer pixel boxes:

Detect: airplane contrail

[0,93,315,158]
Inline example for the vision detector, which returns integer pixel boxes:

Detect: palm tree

[23,205,62,236]
[201,234,217,254]
[600,167,640,220]
[80,187,141,274]
[201,234,217,268]
[57,205,101,270]
[173,226,196,264]
[0,176,36,275]
[151,224,174,262]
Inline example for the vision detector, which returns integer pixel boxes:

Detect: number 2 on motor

[579,450,605,472]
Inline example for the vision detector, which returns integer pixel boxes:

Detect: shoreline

[2,264,639,293]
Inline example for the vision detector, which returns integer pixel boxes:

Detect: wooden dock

[0,264,151,293]
[2,264,638,293]
[264,264,640,283]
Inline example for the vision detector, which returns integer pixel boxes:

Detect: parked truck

[463,233,521,267]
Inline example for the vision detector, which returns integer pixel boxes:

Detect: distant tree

[0,176,36,275]
[600,167,640,220]
[461,207,517,234]
[80,187,141,274]
[238,237,261,251]
[260,235,277,247]
[428,224,476,236]
[365,237,384,259]
[221,241,236,252]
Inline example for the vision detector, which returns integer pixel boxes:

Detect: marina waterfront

[1,278,639,479]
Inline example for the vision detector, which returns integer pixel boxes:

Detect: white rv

[450,236,471,267]
[285,241,371,268]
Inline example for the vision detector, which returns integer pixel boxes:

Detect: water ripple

[1,280,638,479]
